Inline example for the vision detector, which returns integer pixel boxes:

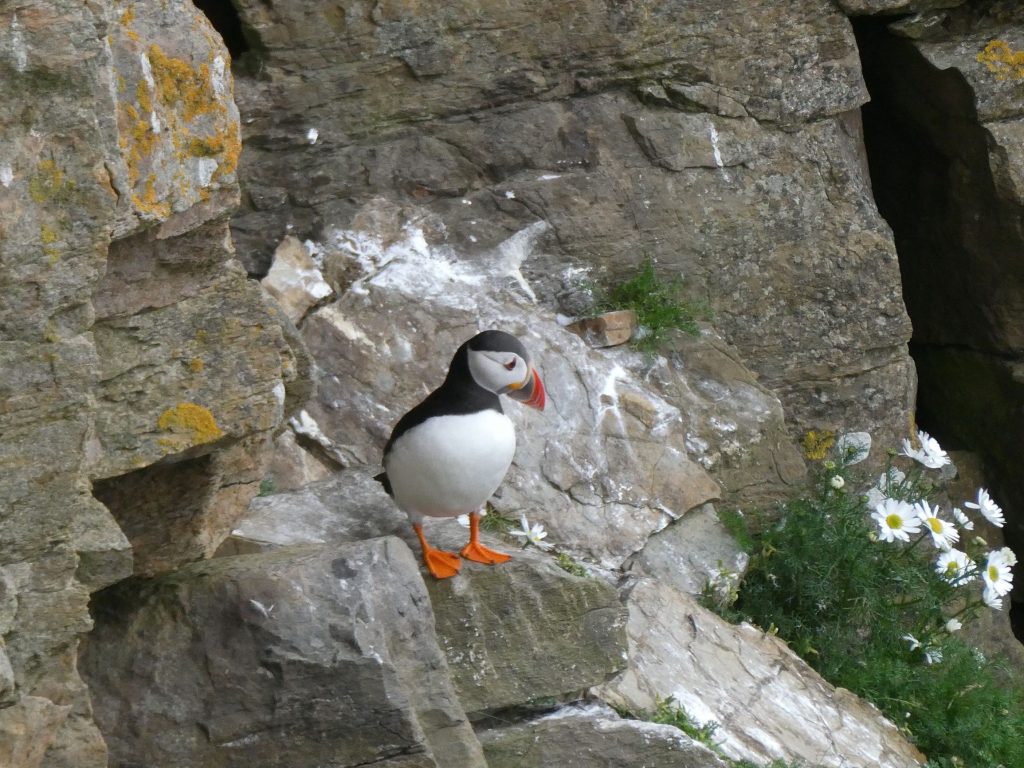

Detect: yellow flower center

[946,562,958,576]
[928,518,943,534]
[989,565,1000,582]
[886,513,903,529]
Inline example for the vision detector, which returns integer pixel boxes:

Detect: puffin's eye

[504,359,517,371]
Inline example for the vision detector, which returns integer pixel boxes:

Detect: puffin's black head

[452,330,546,410]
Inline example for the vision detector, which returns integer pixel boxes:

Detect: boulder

[625,503,749,600]
[596,578,926,768]
[261,235,333,325]
[479,703,729,768]
[221,471,630,718]
[287,200,804,570]
[80,539,486,768]
[422,527,628,717]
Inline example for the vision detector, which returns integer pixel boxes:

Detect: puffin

[376,330,546,579]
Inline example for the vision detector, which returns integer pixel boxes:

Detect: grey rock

[261,236,333,325]
[227,0,916,461]
[80,539,486,768]
[222,468,407,554]
[626,503,748,600]
[223,472,629,719]
[285,200,810,570]
[422,529,629,717]
[1,1,296,764]
[479,703,729,768]
[596,578,926,768]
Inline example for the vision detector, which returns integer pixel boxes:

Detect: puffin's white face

[467,349,530,394]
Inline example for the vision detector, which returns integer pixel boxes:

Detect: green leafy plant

[649,696,720,746]
[478,505,517,535]
[555,551,588,577]
[258,477,277,497]
[598,257,709,353]
[716,431,1024,768]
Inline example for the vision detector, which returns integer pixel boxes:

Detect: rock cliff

[2,0,1021,766]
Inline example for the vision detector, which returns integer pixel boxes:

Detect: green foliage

[649,696,720,746]
[599,257,709,353]
[719,451,1024,768]
[479,507,517,535]
[258,477,276,497]
[555,552,588,577]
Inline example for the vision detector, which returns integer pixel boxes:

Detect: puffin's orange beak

[507,367,546,410]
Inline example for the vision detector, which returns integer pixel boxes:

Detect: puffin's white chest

[385,410,516,518]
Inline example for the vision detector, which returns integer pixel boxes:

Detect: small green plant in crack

[650,696,720,746]
[555,551,588,577]
[258,477,277,497]
[478,505,518,535]
[597,257,710,354]
[615,696,720,750]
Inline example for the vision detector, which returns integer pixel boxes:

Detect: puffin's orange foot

[423,547,462,579]
[460,540,512,566]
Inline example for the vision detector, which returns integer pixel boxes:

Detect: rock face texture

[6,0,1023,766]
[81,540,486,768]
[229,0,916,457]
[0,1,294,765]
[597,578,926,768]
[479,703,729,768]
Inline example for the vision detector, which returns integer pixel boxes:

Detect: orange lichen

[136,78,153,115]
[131,174,171,219]
[156,402,223,450]
[120,4,135,25]
[147,44,219,121]
[188,357,205,373]
[977,40,1024,81]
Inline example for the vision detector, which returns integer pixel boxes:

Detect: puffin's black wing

[374,470,393,497]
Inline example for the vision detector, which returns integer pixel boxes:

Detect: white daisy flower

[865,468,906,509]
[945,618,963,633]
[983,587,1003,610]
[915,501,959,550]
[900,429,950,469]
[902,633,922,651]
[935,548,974,582]
[1000,547,1018,567]
[457,508,488,528]
[924,647,943,665]
[830,475,845,490]
[964,488,1005,527]
[951,507,974,531]
[872,499,921,543]
[982,550,1014,598]
[510,514,553,551]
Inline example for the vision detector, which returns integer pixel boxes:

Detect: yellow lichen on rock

[802,429,835,461]
[29,159,75,204]
[977,40,1024,81]
[157,402,223,451]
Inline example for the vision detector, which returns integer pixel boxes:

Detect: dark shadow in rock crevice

[854,17,1024,640]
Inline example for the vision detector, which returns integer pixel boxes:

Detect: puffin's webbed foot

[413,522,461,579]
[423,547,462,579]
[460,511,511,566]
[460,540,511,565]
